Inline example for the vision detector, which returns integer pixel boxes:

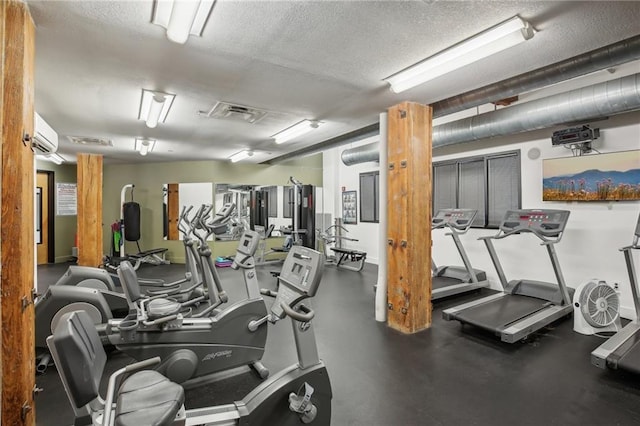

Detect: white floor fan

[573,279,621,335]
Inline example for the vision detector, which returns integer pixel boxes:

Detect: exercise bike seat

[115,370,184,426]
[146,298,182,320]
[48,310,184,426]
[118,261,181,319]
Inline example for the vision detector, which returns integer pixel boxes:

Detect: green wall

[102,154,323,262]
[36,160,77,262]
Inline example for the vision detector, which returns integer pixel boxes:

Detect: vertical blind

[360,171,379,223]
[433,150,520,228]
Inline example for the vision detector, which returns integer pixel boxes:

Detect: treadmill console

[271,246,324,319]
[500,209,570,237]
[432,209,477,231]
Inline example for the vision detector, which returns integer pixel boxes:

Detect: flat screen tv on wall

[542,150,640,202]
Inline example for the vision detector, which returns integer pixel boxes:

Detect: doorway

[36,171,55,264]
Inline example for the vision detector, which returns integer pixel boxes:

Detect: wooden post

[167,183,179,240]
[1,1,36,424]
[77,154,103,266]
[386,102,433,334]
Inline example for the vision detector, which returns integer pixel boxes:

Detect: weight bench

[330,248,367,272]
[128,247,169,266]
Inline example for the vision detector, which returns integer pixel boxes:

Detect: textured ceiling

[27,0,640,164]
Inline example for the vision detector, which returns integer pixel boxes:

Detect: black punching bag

[123,201,141,242]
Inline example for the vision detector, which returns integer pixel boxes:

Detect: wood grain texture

[167,183,179,240]
[386,102,433,334]
[1,1,36,424]
[77,154,104,267]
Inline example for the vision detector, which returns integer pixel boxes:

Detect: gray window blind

[488,154,520,227]
[360,172,378,223]
[433,163,457,213]
[433,150,520,229]
[459,160,486,227]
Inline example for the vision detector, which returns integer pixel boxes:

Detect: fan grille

[579,281,620,327]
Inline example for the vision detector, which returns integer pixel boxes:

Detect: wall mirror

[163,182,213,240]
[213,183,326,241]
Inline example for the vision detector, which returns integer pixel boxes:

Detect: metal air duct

[433,72,640,147]
[432,35,640,118]
[343,72,640,165]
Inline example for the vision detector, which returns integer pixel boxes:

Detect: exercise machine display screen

[236,230,260,256]
[500,209,570,237]
[271,246,324,319]
[432,209,478,230]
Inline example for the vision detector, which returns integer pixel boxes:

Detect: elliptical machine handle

[281,302,314,322]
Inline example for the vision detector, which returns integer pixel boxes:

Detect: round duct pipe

[342,73,640,164]
[433,72,640,147]
[340,142,380,166]
[432,35,640,118]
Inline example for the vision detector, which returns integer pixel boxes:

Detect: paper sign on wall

[56,183,77,216]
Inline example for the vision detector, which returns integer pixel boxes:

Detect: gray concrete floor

[36,261,640,425]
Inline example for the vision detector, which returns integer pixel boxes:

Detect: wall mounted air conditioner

[33,112,58,154]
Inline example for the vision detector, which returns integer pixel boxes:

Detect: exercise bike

[47,245,332,426]
[35,206,209,373]
[103,228,269,383]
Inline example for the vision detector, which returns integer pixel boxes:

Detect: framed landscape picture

[542,150,640,201]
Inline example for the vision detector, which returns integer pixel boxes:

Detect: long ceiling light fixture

[134,138,157,156]
[138,89,175,128]
[272,120,320,144]
[152,0,216,44]
[229,150,254,163]
[40,152,66,165]
[384,15,535,93]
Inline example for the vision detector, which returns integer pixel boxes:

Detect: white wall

[323,136,381,263]
[323,109,640,319]
[431,113,640,319]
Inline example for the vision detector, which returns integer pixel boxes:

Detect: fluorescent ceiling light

[40,153,65,165]
[138,89,175,128]
[272,120,320,144]
[152,0,216,44]
[229,150,254,163]
[134,138,157,156]
[384,16,535,93]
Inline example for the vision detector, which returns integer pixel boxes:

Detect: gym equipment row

[36,204,262,380]
[47,245,331,426]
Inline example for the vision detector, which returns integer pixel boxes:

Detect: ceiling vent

[67,136,113,147]
[199,101,269,124]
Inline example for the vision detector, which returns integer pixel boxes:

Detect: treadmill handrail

[479,225,565,245]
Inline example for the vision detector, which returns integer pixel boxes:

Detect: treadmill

[431,208,488,300]
[443,209,574,343]
[591,212,640,373]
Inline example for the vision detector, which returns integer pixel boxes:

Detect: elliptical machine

[103,228,270,383]
[35,206,208,373]
[47,245,331,426]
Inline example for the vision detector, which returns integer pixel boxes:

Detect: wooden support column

[1,1,36,424]
[77,153,103,267]
[167,183,179,240]
[386,102,433,334]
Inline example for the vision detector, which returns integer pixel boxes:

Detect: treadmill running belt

[453,295,550,333]
[613,334,640,374]
[432,276,462,290]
